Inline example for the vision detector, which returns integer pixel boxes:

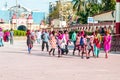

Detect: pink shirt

[0,31,3,38]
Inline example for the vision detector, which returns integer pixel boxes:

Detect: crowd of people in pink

[26,28,112,59]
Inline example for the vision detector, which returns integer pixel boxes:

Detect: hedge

[13,30,26,36]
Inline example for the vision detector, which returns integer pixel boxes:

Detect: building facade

[0,5,45,30]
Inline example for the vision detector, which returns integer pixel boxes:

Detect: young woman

[88,32,95,57]
[73,32,81,56]
[81,34,89,59]
[26,30,34,54]
[10,29,14,45]
[93,31,101,58]
[0,28,4,47]
[64,30,69,55]
[56,31,67,57]
[103,31,112,58]
[49,31,57,56]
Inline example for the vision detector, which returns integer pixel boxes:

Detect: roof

[93,11,115,21]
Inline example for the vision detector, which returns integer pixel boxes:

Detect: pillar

[116,0,120,34]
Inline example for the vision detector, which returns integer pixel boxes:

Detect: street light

[16,0,18,30]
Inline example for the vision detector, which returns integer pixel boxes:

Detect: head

[52,31,55,36]
[0,28,2,31]
[105,30,110,35]
[45,29,48,33]
[10,28,13,31]
[81,31,84,36]
[95,31,98,35]
[26,29,31,36]
[64,30,68,34]
[92,32,95,35]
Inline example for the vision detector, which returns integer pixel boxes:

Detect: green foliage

[49,3,59,20]
[102,0,116,11]
[72,0,115,24]
[72,0,85,12]
[13,30,26,36]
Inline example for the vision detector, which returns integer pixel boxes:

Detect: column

[116,0,120,34]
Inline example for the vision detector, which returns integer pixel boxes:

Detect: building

[93,11,115,22]
[49,0,73,28]
[0,5,46,30]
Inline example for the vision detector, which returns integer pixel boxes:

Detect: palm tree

[72,0,86,12]
[87,0,99,4]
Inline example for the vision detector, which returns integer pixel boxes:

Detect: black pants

[49,48,55,55]
[42,41,49,51]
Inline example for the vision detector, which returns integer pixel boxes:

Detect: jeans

[42,41,49,51]
[0,38,4,46]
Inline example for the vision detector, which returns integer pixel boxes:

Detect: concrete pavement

[0,40,120,80]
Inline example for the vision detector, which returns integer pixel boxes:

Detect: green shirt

[71,32,76,41]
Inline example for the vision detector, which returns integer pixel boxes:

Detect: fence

[111,34,120,52]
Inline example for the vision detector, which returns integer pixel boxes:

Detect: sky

[0,0,60,13]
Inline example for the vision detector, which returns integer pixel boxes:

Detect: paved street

[0,40,120,80]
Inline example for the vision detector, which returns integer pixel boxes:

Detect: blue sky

[0,0,60,13]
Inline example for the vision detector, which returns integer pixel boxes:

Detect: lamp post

[16,0,18,30]
[116,0,120,34]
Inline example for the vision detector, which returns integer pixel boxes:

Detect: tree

[102,0,116,11]
[72,0,86,12]
[49,2,60,20]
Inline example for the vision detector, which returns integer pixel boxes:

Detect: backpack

[80,37,84,46]
[41,34,45,39]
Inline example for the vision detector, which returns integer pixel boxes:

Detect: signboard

[87,17,94,23]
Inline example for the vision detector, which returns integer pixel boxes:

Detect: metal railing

[111,34,120,52]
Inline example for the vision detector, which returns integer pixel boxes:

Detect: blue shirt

[42,32,49,42]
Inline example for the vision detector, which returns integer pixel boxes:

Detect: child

[49,31,57,56]
[73,32,81,56]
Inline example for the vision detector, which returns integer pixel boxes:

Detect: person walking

[73,32,81,56]
[26,30,34,54]
[0,28,4,47]
[93,31,101,58]
[36,30,42,44]
[49,31,57,56]
[71,31,77,55]
[88,32,95,57]
[41,30,49,52]
[103,31,112,58]
[10,29,14,45]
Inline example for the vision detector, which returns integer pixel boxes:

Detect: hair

[95,30,98,35]
[64,30,68,33]
[105,30,110,35]
[52,31,55,36]
[26,29,31,36]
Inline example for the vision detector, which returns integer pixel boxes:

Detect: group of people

[26,29,112,59]
[0,28,14,47]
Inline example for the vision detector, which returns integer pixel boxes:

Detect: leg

[97,48,100,58]
[65,45,68,55]
[105,50,108,58]
[42,41,45,51]
[28,44,31,54]
[46,42,49,52]
[81,47,84,59]
[52,48,55,56]
[73,45,76,55]
[58,46,61,57]
[49,49,52,55]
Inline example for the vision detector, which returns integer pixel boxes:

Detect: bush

[13,30,26,36]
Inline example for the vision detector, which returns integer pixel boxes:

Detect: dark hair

[95,31,98,34]
[52,31,55,36]
[64,30,68,33]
